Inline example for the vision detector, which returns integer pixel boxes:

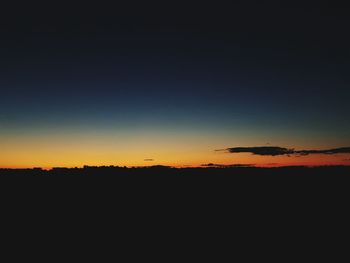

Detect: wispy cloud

[296,148,350,155]
[144,159,154,161]
[218,146,350,157]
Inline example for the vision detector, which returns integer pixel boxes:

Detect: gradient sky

[1,1,350,168]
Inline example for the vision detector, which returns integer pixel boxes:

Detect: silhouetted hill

[1,166,349,176]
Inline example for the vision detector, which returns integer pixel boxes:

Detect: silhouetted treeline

[1,165,350,176]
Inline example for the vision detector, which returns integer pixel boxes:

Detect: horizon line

[1,164,350,171]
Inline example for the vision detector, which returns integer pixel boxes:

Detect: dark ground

[1,165,349,176]
[1,166,349,219]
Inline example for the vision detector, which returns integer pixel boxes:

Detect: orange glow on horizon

[1,129,349,169]
[1,153,349,169]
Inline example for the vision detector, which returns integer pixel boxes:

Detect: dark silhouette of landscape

[1,165,349,176]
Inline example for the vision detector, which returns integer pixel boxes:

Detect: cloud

[297,147,350,155]
[144,159,154,161]
[219,146,350,157]
[222,147,295,156]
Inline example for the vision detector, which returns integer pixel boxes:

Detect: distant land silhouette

[1,165,350,176]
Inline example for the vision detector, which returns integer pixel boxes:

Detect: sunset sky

[1,2,350,168]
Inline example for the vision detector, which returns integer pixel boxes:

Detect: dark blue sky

[2,29,349,128]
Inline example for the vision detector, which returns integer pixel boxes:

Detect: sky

[1,1,350,168]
